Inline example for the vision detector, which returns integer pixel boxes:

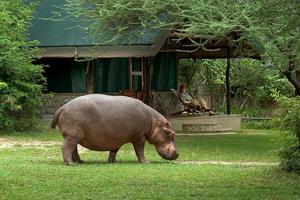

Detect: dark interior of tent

[38,52,177,94]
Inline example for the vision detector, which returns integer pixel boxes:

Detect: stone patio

[168,114,241,136]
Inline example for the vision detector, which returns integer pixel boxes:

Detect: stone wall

[43,92,181,116]
[42,93,85,114]
[152,91,182,116]
[168,114,241,131]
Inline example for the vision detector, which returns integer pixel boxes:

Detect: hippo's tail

[51,107,63,129]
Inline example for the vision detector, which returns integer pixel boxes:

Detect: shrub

[278,144,300,174]
[242,120,274,129]
[0,0,43,131]
[276,96,300,174]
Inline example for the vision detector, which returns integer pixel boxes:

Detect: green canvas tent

[29,0,178,94]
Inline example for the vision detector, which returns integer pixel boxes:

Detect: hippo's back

[56,94,152,150]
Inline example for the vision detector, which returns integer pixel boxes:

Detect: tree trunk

[283,70,300,96]
[277,44,300,96]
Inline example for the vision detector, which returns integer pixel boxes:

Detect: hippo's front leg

[133,136,149,163]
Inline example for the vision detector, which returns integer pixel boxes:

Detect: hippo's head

[148,118,179,160]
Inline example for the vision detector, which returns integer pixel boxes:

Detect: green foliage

[276,96,300,173]
[242,120,274,129]
[0,0,43,131]
[256,74,294,103]
[63,0,300,94]
[178,59,202,91]
[276,96,300,143]
[279,144,300,174]
[183,58,293,113]
[216,104,262,116]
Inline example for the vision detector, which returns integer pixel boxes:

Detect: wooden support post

[141,57,145,94]
[141,57,146,102]
[145,58,151,104]
[129,58,133,90]
[86,61,94,94]
[226,49,231,115]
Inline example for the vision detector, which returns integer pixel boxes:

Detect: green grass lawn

[0,122,299,200]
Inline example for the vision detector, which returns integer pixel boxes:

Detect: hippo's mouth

[159,151,179,160]
[156,143,179,160]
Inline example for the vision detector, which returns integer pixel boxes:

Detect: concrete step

[182,123,222,132]
[176,128,235,136]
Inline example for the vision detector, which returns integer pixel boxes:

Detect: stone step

[176,128,235,136]
[182,123,222,132]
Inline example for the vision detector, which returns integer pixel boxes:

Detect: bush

[0,0,43,131]
[276,96,300,174]
[242,120,274,129]
[278,144,300,174]
[215,104,274,117]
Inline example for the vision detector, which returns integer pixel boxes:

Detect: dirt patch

[0,137,60,149]
[176,160,278,166]
[0,137,88,152]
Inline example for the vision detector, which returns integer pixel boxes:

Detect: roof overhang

[37,30,170,58]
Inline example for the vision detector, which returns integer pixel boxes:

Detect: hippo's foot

[64,161,77,166]
[139,159,150,164]
[74,159,84,164]
[107,157,117,163]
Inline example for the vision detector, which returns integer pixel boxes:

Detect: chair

[119,90,137,98]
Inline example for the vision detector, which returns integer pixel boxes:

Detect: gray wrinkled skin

[51,94,179,165]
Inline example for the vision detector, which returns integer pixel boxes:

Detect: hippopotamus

[51,94,179,165]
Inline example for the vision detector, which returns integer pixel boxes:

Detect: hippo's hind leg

[72,147,84,164]
[61,136,80,165]
[133,136,149,164]
[108,148,120,163]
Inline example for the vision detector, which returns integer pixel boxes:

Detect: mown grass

[0,122,299,200]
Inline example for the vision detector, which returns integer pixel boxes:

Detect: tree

[62,0,300,95]
[0,0,43,130]
[178,59,200,89]
[254,1,300,96]
[199,59,293,111]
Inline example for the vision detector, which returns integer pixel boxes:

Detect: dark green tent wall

[151,52,177,91]
[42,52,177,93]
[70,61,87,93]
[93,58,129,93]
[42,58,86,93]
